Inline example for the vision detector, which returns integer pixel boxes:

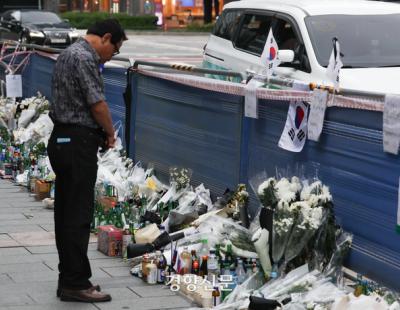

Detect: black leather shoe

[60,287,111,303]
[57,285,101,298]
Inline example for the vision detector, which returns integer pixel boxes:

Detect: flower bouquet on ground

[282,181,332,272]
[283,202,326,270]
[251,170,343,276]
[271,177,302,266]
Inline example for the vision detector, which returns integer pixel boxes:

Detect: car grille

[44,31,69,39]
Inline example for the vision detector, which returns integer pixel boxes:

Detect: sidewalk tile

[0,225,45,234]
[25,245,57,254]
[0,247,29,256]
[0,234,19,247]
[9,231,55,246]
[129,285,176,298]
[101,266,132,277]
[0,262,51,274]
[8,270,58,283]
[0,253,59,265]
[94,295,191,310]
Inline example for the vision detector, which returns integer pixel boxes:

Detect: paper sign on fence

[383,94,400,155]
[397,178,400,234]
[308,89,328,142]
[245,79,263,119]
[6,74,22,98]
[278,82,310,152]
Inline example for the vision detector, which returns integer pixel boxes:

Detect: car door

[203,9,244,72]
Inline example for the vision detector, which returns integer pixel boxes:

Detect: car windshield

[21,11,62,24]
[305,14,400,68]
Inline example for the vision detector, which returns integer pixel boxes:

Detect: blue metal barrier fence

[1,52,399,291]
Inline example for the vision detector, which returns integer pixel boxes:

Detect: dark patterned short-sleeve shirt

[50,38,105,129]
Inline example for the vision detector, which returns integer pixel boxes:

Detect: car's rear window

[235,14,272,55]
[212,10,242,41]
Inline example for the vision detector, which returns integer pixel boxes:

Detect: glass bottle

[207,249,219,280]
[122,225,132,261]
[199,256,208,278]
[180,246,192,275]
[141,253,150,282]
[212,286,221,306]
[156,250,166,284]
[198,239,209,265]
[225,244,234,268]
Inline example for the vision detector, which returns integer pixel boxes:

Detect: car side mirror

[278,49,295,63]
[63,18,69,22]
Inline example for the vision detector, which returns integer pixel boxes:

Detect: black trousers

[47,124,101,290]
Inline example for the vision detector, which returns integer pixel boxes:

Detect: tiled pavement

[0,179,193,310]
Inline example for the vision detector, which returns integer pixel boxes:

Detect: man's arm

[91,100,116,148]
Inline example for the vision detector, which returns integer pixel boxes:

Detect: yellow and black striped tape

[170,64,194,71]
[309,82,337,94]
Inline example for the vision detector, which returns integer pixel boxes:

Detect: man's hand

[106,134,116,148]
[91,101,115,148]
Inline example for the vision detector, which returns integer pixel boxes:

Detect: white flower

[301,181,322,200]
[257,178,276,196]
[290,176,302,193]
[308,195,320,207]
[298,206,323,230]
[290,201,310,211]
[277,200,290,210]
[276,178,297,202]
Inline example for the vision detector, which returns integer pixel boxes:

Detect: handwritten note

[6,74,22,98]
[307,89,328,141]
[245,79,263,119]
[383,94,400,155]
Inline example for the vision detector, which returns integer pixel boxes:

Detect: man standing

[47,19,127,303]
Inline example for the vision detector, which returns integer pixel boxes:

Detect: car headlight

[30,30,45,38]
[69,30,80,38]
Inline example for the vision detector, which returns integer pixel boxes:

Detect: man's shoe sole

[60,294,111,303]
[57,285,101,297]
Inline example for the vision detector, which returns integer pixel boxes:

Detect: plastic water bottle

[271,264,279,279]
[207,249,219,280]
[235,258,246,285]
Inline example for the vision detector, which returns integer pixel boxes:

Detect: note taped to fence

[6,74,22,98]
[383,94,400,155]
[397,178,400,234]
[245,79,263,119]
[307,89,328,142]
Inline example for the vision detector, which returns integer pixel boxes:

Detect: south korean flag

[278,83,309,152]
[260,28,281,78]
[326,37,343,91]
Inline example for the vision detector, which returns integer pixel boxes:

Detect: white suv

[203,0,400,93]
